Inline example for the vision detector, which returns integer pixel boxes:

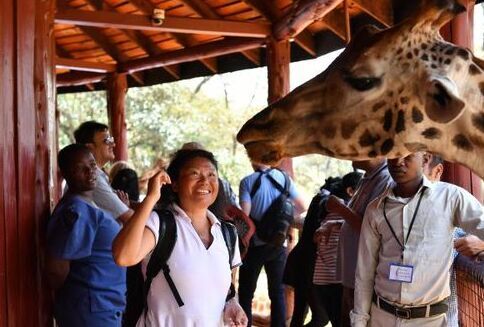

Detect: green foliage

[57,79,352,201]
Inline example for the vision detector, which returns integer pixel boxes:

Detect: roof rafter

[57,71,106,87]
[84,0,178,80]
[56,57,116,73]
[353,0,393,27]
[57,1,145,85]
[320,6,348,41]
[241,0,316,56]
[121,37,264,74]
[55,9,271,38]
[127,0,215,74]
[273,0,343,41]
[179,0,260,66]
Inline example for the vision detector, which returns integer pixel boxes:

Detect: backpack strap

[220,220,237,302]
[250,169,269,198]
[144,209,184,308]
[265,169,291,196]
[220,220,237,266]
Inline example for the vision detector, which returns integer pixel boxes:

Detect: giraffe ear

[425,76,465,124]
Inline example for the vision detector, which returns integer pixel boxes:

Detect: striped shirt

[313,211,344,285]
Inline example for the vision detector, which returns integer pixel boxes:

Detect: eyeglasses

[103,136,115,145]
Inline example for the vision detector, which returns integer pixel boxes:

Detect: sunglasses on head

[103,136,115,145]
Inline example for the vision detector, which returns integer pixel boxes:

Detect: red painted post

[440,0,483,203]
[0,0,56,326]
[107,73,129,162]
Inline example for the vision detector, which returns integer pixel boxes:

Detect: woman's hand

[146,170,171,201]
[223,298,248,327]
[114,190,130,206]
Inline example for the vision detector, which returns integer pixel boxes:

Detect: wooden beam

[241,0,275,20]
[83,0,178,81]
[273,0,343,40]
[344,0,350,43]
[241,48,260,65]
[130,71,145,85]
[178,0,219,19]
[294,31,316,57]
[321,8,347,41]
[125,0,193,77]
[121,37,265,73]
[267,39,290,104]
[56,57,116,73]
[56,71,106,86]
[55,9,271,38]
[178,0,256,67]
[242,0,316,56]
[352,0,393,27]
[107,73,128,161]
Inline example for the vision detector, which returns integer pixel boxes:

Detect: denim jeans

[238,244,287,327]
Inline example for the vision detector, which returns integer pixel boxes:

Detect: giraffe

[237,0,484,178]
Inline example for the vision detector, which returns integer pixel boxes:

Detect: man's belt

[372,293,448,319]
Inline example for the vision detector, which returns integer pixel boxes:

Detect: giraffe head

[237,0,484,178]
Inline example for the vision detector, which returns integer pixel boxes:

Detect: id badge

[389,263,414,283]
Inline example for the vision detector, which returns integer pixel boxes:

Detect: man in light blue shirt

[238,162,306,326]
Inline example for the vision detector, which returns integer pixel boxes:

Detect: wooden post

[267,37,297,325]
[440,0,483,203]
[106,73,129,161]
[0,0,56,326]
[267,38,294,178]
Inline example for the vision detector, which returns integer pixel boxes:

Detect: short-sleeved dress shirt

[137,204,241,327]
[93,167,130,219]
[47,194,126,324]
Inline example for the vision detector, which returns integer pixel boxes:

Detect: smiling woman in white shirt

[112,149,247,327]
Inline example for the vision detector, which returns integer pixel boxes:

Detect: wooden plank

[56,57,117,72]
[0,1,17,325]
[16,1,39,325]
[352,0,393,27]
[33,1,58,325]
[121,37,264,73]
[0,0,56,326]
[55,9,271,37]
[56,71,106,86]
[106,73,129,161]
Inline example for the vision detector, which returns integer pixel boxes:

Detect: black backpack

[250,169,295,247]
[123,208,238,327]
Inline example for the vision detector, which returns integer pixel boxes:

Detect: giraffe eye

[344,76,381,91]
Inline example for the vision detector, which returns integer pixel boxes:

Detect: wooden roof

[56,0,399,93]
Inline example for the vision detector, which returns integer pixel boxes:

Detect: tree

[57,79,351,201]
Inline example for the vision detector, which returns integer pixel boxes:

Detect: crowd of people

[45,120,483,327]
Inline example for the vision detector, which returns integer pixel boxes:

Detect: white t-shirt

[137,204,241,327]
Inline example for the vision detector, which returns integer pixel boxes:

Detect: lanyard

[382,188,426,260]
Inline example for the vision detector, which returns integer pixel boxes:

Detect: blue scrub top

[47,195,126,316]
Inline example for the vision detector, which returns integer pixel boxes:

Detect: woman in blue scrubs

[46,144,126,326]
